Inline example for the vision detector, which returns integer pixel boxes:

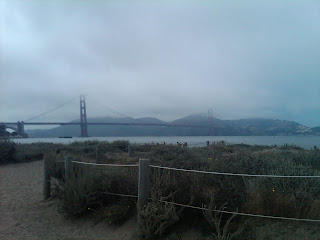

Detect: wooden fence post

[95,146,98,162]
[128,144,132,157]
[138,158,150,209]
[64,156,72,179]
[137,158,150,231]
[43,157,51,200]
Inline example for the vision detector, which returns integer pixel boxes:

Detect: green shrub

[164,233,182,240]
[0,140,16,163]
[50,151,138,219]
[138,198,182,239]
[137,168,193,239]
[111,140,129,151]
[102,199,134,225]
[44,141,319,238]
[56,166,102,217]
[148,145,201,169]
[202,201,247,240]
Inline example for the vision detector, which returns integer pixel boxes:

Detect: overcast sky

[1,0,320,127]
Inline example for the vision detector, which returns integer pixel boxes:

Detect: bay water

[12,136,320,149]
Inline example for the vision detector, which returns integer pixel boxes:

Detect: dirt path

[0,160,136,240]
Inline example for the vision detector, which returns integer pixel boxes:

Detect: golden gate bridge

[1,95,214,138]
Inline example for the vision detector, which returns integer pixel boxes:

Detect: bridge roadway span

[2,122,206,128]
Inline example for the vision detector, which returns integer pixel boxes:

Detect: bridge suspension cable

[87,96,141,120]
[87,95,167,125]
[24,96,78,122]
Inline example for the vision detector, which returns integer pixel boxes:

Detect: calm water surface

[13,136,320,149]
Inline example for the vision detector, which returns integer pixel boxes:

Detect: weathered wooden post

[128,144,132,157]
[206,141,210,146]
[95,146,98,162]
[137,158,150,231]
[138,159,150,209]
[43,157,51,200]
[64,156,72,179]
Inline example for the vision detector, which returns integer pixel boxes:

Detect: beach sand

[0,160,136,240]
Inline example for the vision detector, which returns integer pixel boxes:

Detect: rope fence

[43,155,320,233]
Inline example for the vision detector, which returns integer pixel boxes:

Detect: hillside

[25,114,318,137]
[227,118,313,136]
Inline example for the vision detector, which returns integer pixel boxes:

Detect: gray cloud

[1,0,320,127]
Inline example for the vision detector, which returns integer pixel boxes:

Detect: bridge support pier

[80,95,88,137]
[17,121,28,138]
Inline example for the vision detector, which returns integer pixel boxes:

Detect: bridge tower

[80,95,88,137]
[208,109,214,136]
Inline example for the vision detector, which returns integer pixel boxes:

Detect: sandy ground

[0,160,137,240]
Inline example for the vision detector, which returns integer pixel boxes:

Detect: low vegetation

[0,139,16,163]
[1,139,319,239]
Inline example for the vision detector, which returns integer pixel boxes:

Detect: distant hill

[136,117,166,124]
[227,118,313,136]
[26,114,318,137]
[311,127,320,135]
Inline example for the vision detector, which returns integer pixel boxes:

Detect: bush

[148,145,201,169]
[138,199,181,239]
[0,140,16,164]
[48,149,138,219]
[138,168,193,239]
[56,166,102,217]
[102,199,135,225]
[111,140,129,151]
[45,142,320,238]
[202,201,247,240]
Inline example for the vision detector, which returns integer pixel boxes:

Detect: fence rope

[150,165,320,178]
[96,192,320,223]
[71,160,138,167]
[99,191,138,198]
[155,199,320,223]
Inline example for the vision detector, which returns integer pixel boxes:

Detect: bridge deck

[1,122,206,128]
